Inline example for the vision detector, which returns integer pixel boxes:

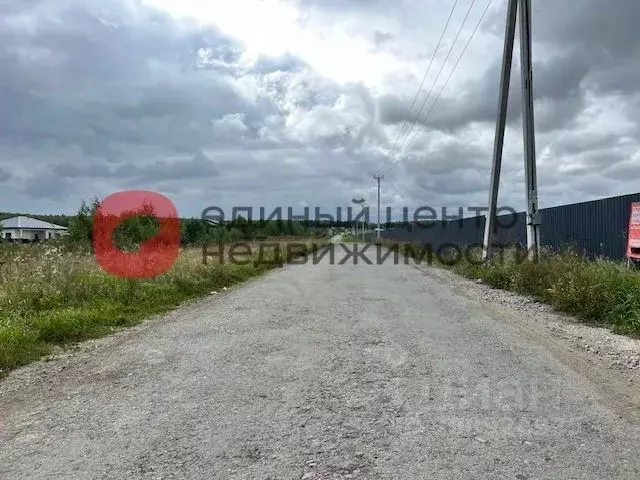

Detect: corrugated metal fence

[370,192,640,260]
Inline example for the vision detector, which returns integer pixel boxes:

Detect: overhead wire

[382,0,494,176]
[380,0,480,176]
[374,0,461,177]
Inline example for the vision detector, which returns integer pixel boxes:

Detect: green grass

[395,242,640,337]
[340,234,362,243]
[0,240,325,374]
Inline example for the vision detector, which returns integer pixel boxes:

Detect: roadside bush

[477,263,514,290]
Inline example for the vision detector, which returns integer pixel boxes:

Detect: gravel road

[1,244,640,479]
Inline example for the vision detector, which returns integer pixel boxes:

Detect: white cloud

[143,0,407,86]
[212,113,249,138]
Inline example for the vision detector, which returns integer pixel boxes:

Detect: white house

[0,216,68,242]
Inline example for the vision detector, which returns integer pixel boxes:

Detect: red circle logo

[92,191,181,278]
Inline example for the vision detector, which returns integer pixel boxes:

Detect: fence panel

[372,193,640,260]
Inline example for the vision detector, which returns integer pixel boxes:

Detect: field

[0,238,325,373]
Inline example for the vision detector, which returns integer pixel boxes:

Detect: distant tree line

[60,199,329,249]
[6,198,391,248]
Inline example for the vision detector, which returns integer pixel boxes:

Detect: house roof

[0,216,68,230]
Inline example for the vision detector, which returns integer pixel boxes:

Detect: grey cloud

[51,151,220,182]
[22,174,75,201]
[251,53,308,74]
[548,132,624,158]
[603,161,640,181]
[493,0,640,97]
[393,138,496,207]
[578,150,634,175]
[572,174,622,197]
[533,0,640,58]
[52,162,113,179]
[380,0,639,145]
[0,167,11,182]
[373,30,394,48]
[403,140,490,176]
[534,96,584,133]
[425,170,489,196]
[296,0,392,12]
[0,0,258,154]
[0,0,320,209]
[381,50,590,134]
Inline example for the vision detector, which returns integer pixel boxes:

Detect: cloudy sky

[1,0,639,220]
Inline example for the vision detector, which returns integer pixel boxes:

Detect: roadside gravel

[420,265,640,374]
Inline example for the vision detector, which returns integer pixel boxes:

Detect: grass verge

[0,239,326,374]
[339,234,361,243]
[386,241,640,337]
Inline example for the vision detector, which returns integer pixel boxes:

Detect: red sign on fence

[626,202,640,259]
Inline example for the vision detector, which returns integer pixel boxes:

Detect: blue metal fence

[371,192,640,260]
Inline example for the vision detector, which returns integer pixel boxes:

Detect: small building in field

[0,216,68,242]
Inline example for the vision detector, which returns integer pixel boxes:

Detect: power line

[383,0,494,176]
[374,0,460,177]
[378,0,479,177]
[373,173,384,241]
[391,0,495,174]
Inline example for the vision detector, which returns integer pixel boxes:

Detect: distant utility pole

[483,0,540,261]
[374,174,384,241]
[360,203,366,242]
[352,197,365,241]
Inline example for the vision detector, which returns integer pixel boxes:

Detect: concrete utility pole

[374,174,384,242]
[518,0,540,259]
[483,0,540,261]
[483,0,518,261]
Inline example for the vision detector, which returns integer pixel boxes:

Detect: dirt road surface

[1,245,640,479]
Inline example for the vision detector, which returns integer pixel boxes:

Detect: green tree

[67,198,100,246]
